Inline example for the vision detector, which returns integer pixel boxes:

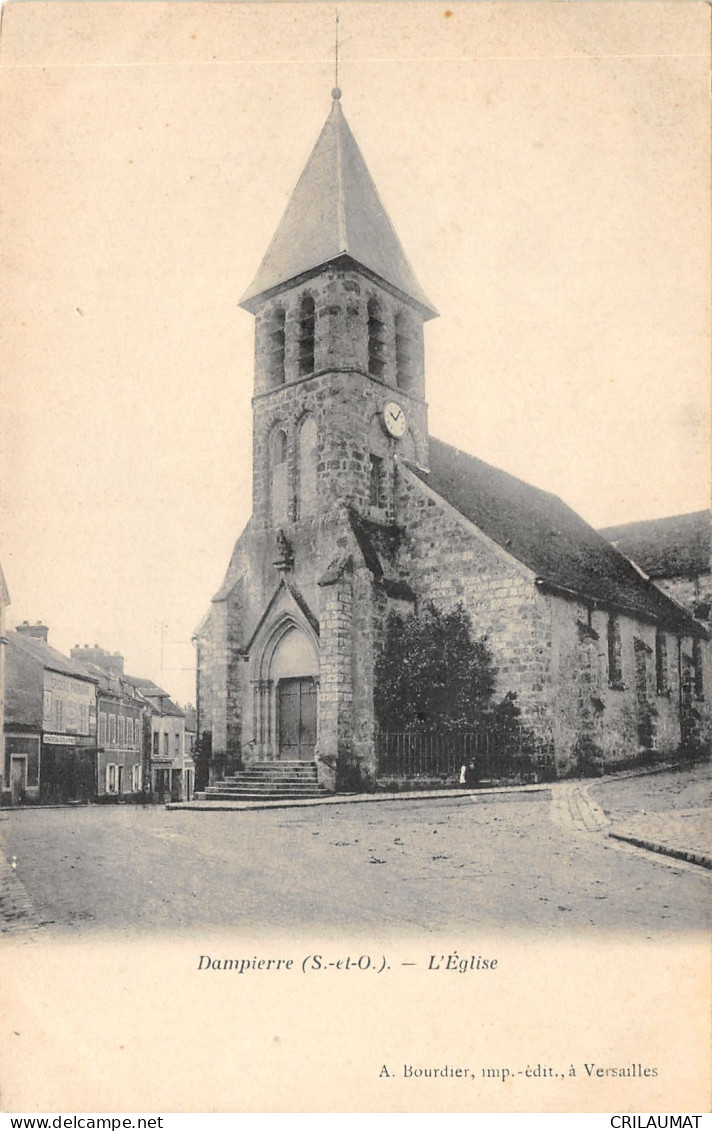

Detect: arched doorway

[250,615,320,761]
[272,628,318,760]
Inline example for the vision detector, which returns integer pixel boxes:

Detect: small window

[152,732,159,757]
[298,295,315,377]
[634,637,650,703]
[655,630,667,694]
[607,615,623,687]
[110,714,117,744]
[99,712,107,745]
[273,429,288,464]
[369,454,386,508]
[163,732,169,756]
[106,764,117,794]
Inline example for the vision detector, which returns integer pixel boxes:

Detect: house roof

[7,631,98,682]
[240,95,436,318]
[80,662,144,704]
[411,438,704,635]
[599,511,711,580]
[124,675,184,717]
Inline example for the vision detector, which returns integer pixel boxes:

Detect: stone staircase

[195,761,330,802]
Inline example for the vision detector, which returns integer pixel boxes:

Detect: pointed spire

[240,96,437,318]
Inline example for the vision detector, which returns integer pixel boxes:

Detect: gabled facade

[196,92,709,790]
[70,646,145,798]
[127,677,189,801]
[4,624,98,804]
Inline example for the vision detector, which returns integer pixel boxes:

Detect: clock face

[383,401,407,439]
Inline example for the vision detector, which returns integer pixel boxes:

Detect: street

[0,768,709,938]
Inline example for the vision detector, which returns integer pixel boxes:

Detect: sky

[0,2,709,706]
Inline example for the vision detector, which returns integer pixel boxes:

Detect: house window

[297,416,318,518]
[271,427,289,524]
[369,454,386,509]
[266,306,286,387]
[607,615,623,687]
[99,712,107,744]
[655,630,667,694]
[106,764,117,794]
[395,310,416,391]
[298,295,315,377]
[109,714,117,744]
[163,732,169,756]
[131,764,142,793]
[174,732,180,755]
[368,298,386,379]
[152,732,159,758]
[119,716,125,746]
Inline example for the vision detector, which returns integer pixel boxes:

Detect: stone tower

[241,91,437,529]
[196,91,436,789]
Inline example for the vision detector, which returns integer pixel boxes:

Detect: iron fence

[376,726,556,784]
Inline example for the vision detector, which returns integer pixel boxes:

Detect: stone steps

[196,790,328,802]
[196,761,330,802]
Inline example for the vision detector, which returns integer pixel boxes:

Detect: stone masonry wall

[251,271,430,531]
[394,466,710,770]
[395,467,554,744]
[547,597,702,772]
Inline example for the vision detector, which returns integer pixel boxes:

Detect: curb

[608,831,712,871]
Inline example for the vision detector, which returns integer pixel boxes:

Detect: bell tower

[240,90,437,531]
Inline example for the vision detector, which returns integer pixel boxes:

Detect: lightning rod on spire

[332,10,341,101]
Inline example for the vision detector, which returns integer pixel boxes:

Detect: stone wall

[547,598,704,771]
[395,465,710,770]
[395,466,554,742]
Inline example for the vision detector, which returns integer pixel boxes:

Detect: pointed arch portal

[249,610,319,761]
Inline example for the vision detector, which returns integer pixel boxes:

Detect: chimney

[70,643,124,676]
[16,620,49,643]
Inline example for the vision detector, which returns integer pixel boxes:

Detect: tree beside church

[195,90,709,793]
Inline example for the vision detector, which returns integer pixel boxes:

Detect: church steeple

[240,93,437,320]
[246,90,433,530]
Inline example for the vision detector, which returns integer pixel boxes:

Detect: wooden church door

[278,677,317,760]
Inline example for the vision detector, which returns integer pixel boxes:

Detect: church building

[195,91,709,792]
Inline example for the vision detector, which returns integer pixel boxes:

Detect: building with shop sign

[4,623,97,804]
